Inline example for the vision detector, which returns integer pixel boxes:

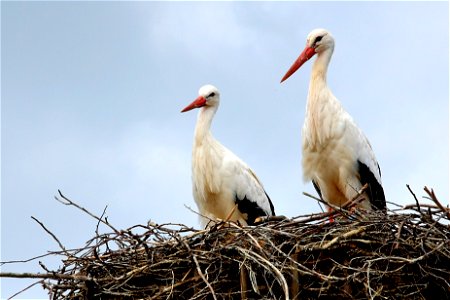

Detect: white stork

[181,84,275,227]
[281,28,386,212]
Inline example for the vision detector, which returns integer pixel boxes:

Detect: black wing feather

[265,191,276,216]
[312,180,322,198]
[357,160,386,211]
[235,192,274,226]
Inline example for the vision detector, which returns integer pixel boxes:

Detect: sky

[1,1,448,299]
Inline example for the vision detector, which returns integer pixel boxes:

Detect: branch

[55,190,119,234]
[320,227,366,250]
[235,246,290,300]
[182,240,218,300]
[5,280,43,300]
[406,184,421,212]
[0,271,94,282]
[424,186,450,219]
[31,216,69,256]
[302,192,337,221]
[1,251,64,265]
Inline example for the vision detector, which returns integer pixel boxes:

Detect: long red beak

[280,46,316,83]
[181,96,207,113]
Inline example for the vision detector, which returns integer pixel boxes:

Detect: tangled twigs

[424,186,450,218]
[303,183,370,221]
[182,239,218,300]
[1,187,450,299]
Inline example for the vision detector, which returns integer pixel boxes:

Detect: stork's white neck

[311,46,333,82]
[194,105,218,145]
[305,46,340,146]
[307,47,334,109]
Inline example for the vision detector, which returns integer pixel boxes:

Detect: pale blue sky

[1,2,448,298]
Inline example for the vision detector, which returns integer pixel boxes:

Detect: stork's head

[281,28,334,83]
[181,84,220,113]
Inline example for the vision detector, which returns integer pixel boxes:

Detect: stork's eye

[208,92,216,98]
[314,36,323,44]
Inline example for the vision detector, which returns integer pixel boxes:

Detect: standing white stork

[181,84,275,227]
[281,28,386,212]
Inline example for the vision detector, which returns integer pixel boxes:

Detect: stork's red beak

[280,46,316,83]
[181,96,207,113]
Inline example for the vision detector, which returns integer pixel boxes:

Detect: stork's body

[281,29,386,211]
[182,85,275,227]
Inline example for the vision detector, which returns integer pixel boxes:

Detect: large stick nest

[4,187,450,299]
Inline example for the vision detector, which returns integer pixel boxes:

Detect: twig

[6,280,43,300]
[96,205,109,236]
[235,246,290,300]
[424,186,450,219]
[31,216,69,256]
[184,204,217,228]
[55,190,119,234]
[1,251,65,265]
[228,222,264,252]
[224,204,238,223]
[338,183,370,213]
[182,240,218,300]
[304,183,369,221]
[406,184,421,212]
[320,227,366,250]
[367,241,446,264]
[0,272,94,281]
[303,192,337,220]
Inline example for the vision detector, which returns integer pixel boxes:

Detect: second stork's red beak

[280,46,317,83]
[181,96,207,113]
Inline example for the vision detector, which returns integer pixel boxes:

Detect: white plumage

[281,28,386,211]
[181,85,275,227]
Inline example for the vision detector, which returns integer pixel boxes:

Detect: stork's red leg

[327,206,335,223]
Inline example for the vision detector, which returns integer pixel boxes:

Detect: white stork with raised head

[281,28,386,212]
[181,85,275,227]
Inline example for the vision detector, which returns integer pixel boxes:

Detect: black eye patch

[314,36,323,44]
[208,92,216,98]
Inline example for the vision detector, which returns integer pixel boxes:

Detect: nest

[3,186,450,299]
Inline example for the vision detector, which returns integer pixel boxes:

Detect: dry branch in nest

[2,186,450,299]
